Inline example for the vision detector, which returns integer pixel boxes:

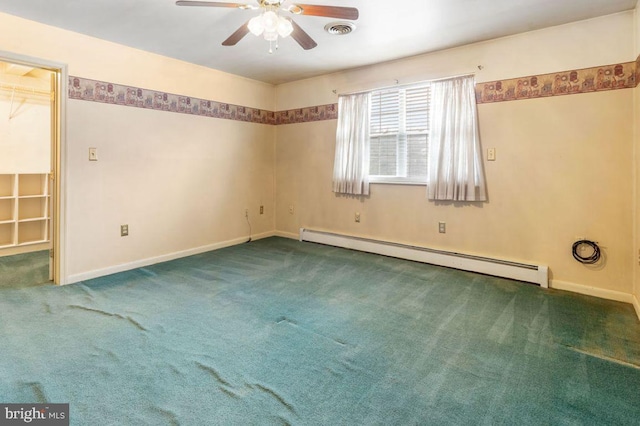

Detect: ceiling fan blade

[290,20,317,50]
[175,1,255,9]
[222,21,251,46]
[288,4,359,20]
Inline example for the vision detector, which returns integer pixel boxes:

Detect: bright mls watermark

[0,404,68,425]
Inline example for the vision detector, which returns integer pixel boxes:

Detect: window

[369,83,430,184]
[333,75,485,200]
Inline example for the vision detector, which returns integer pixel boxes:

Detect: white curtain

[332,93,371,195]
[427,75,487,201]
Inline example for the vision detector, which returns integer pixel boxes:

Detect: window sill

[369,178,427,186]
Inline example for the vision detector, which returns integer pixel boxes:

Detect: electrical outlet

[89,147,98,161]
[260,205,264,215]
[289,205,294,215]
[355,212,361,223]
[121,224,129,237]
[439,222,446,233]
[245,209,249,218]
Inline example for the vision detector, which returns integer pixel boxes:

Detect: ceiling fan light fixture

[248,15,265,36]
[262,11,279,32]
[277,17,293,37]
[249,10,293,42]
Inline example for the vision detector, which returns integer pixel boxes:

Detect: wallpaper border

[475,61,635,104]
[68,76,276,125]
[68,57,639,126]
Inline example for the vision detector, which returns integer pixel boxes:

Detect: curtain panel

[332,93,371,195]
[427,75,487,202]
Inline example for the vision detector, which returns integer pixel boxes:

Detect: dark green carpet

[0,250,50,288]
[0,237,639,425]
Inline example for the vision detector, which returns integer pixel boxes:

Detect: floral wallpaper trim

[69,60,639,125]
[476,61,636,104]
[68,76,276,125]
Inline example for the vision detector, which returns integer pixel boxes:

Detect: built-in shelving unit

[0,173,50,251]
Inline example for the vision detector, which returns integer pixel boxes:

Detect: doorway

[0,52,65,286]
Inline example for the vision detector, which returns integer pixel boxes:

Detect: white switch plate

[89,147,98,161]
[487,148,496,161]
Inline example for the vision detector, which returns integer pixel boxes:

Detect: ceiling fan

[175,0,359,51]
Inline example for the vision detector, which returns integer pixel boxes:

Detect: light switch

[487,148,496,161]
[89,147,98,161]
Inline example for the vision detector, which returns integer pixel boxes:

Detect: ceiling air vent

[324,22,356,35]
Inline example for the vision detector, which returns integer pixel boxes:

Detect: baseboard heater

[299,228,549,288]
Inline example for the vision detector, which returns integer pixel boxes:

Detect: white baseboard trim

[274,230,299,240]
[65,231,276,285]
[250,231,277,241]
[550,280,634,304]
[633,294,640,321]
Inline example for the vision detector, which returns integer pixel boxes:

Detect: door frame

[0,50,67,285]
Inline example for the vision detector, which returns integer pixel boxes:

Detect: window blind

[369,84,430,182]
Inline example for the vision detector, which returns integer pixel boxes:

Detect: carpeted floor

[0,250,50,288]
[0,237,639,425]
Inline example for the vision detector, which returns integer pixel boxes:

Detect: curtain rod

[333,70,480,97]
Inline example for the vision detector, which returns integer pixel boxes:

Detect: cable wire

[572,240,601,264]
[245,211,252,243]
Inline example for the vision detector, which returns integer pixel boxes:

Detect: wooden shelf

[18,220,46,245]
[18,196,47,221]
[0,198,13,222]
[0,222,13,246]
[0,173,49,252]
[18,217,47,223]
[18,174,47,197]
[0,174,14,198]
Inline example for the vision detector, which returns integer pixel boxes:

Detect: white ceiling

[0,0,636,85]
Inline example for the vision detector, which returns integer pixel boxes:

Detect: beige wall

[67,102,275,276]
[0,12,276,280]
[276,12,636,298]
